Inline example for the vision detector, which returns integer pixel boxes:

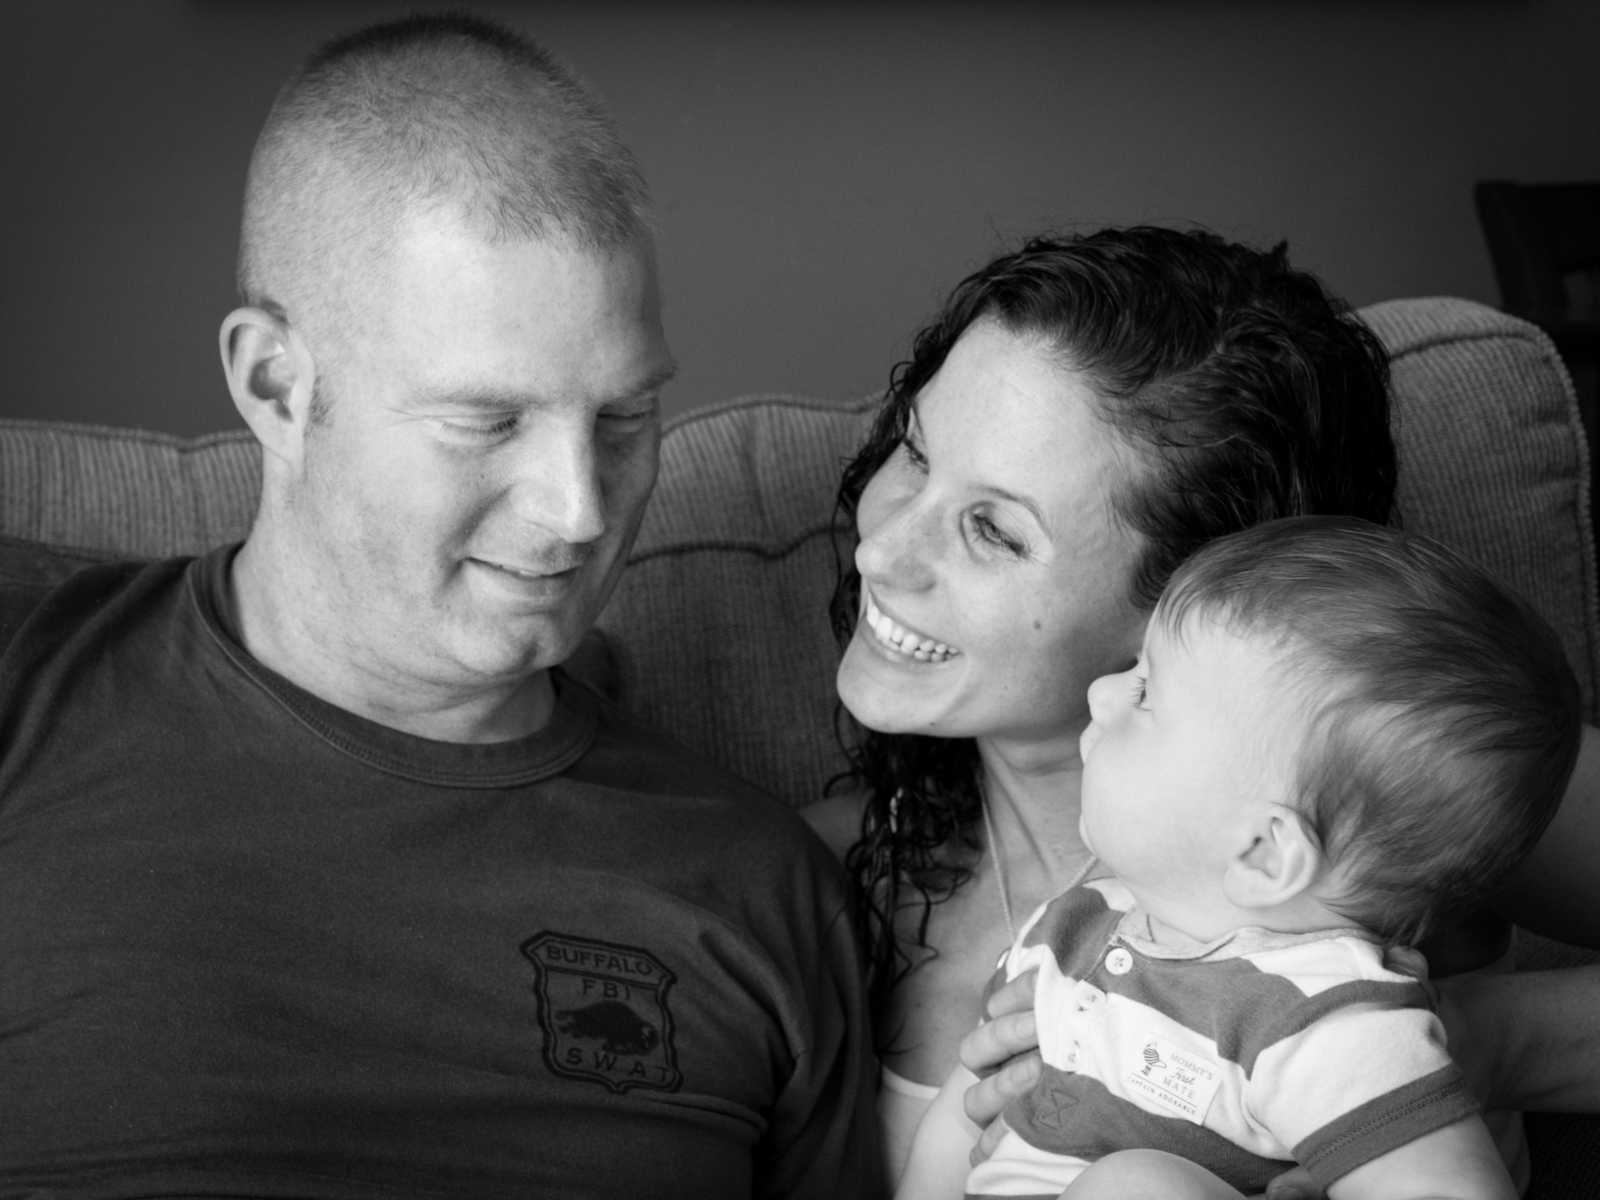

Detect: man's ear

[219,306,316,465]
[1222,804,1323,910]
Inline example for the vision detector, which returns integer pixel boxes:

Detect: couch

[2,296,1598,1195]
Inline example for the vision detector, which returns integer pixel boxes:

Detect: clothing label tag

[1123,1033,1222,1123]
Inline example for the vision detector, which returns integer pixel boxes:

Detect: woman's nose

[854,499,939,591]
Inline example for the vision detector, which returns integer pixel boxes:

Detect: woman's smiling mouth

[862,587,961,663]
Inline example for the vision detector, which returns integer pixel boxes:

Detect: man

[0,13,876,1197]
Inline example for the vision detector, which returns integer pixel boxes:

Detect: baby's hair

[1156,516,1581,944]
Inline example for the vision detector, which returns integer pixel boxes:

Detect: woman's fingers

[963,1048,1042,1127]
[959,969,1043,1159]
[963,1051,1042,1162]
[985,970,1037,1019]
[958,1007,1038,1077]
[1262,1163,1324,1200]
[959,971,1038,1076]
[972,1110,1012,1168]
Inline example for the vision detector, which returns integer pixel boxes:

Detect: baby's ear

[1222,804,1323,910]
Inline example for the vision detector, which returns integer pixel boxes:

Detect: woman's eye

[968,512,1024,555]
[899,436,929,472]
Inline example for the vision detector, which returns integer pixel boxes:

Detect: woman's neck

[976,741,1096,928]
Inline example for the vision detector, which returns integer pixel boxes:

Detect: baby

[896,516,1581,1200]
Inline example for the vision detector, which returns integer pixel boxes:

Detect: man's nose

[507,424,606,545]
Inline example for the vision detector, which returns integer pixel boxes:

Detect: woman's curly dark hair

[828,226,1397,1046]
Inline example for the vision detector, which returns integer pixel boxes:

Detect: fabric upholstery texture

[2,296,1598,1196]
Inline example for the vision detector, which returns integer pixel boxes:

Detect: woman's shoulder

[800,790,865,861]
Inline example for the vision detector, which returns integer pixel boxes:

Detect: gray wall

[3,0,1595,435]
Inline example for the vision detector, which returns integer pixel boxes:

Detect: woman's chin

[836,626,960,735]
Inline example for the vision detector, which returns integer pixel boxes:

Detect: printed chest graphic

[522,931,682,1094]
[1037,947,1225,1126]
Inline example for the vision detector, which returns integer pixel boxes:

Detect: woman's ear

[219,306,316,466]
[1222,804,1323,910]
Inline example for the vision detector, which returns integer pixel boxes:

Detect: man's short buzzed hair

[237,11,649,318]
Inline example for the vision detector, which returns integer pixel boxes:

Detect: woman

[802,226,1600,1190]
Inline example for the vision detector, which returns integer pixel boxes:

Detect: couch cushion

[0,419,258,557]
[1368,298,1599,718]
[599,395,872,810]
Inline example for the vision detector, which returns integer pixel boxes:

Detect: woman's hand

[955,970,1331,1200]
[1427,971,1499,1106]
[957,971,1041,1165]
[1430,964,1600,1111]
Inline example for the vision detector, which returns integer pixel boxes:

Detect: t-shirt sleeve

[755,897,883,1199]
[1247,982,1478,1189]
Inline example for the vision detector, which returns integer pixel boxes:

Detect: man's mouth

[473,554,587,581]
[862,588,960,664]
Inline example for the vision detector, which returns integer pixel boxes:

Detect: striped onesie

[966,878,1477,1198]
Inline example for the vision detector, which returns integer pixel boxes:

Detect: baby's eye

[1131,675,1150,709]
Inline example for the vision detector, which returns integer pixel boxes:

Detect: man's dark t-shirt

[0,549,877,1198]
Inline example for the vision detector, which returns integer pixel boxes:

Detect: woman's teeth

[863,592,960,663]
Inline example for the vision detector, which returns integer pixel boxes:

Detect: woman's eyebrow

[976,482,1044,527]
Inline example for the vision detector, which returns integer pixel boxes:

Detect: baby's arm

[894,1064,983,1200]
[1059,1122,1512,1200]
[1324,1114,1514,1200]
[1063,1149,1246,1199]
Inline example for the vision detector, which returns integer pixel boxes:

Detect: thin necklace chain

[979,781,1017,944]
[979,776,1099,947]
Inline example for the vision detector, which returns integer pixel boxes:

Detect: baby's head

[1078,516,1581,945]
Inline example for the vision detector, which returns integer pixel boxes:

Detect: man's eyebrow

[624,362,679,402]
[408,363,679,412]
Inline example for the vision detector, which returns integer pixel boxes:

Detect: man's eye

[442,414,519,439]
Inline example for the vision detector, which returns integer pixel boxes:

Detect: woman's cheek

[855,471,905,538]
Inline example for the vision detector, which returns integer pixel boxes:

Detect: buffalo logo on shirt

[521,931,682,1094]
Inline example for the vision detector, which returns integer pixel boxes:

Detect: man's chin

[443,615,591,685]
